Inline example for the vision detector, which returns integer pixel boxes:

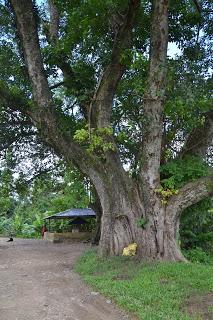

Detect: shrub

[183,247,213,264]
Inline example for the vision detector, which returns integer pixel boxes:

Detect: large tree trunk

[96,172,212,261]
[139,205,185,261]
[98,186,141,256]
[89,191,102,245]
[90,161,186,261]
[98,185,185,261]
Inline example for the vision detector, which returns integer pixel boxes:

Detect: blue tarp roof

[44,208,96,220]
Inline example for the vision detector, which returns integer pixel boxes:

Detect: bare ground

[185,292,213,320]
[0,238,133,320]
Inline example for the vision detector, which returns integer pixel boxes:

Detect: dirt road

[0,238,131,320]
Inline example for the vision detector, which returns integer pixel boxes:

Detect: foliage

[0,149,16,217]
[75,249,213,320]
[180,198,213,254]
[182,247,213,265]
[0,165,90,238]
[159,155,213,254]
[0,0,212,172]
[0,0,212,260]
[74,126,115,154]
[158,156,211,204]
[160,156,210,189]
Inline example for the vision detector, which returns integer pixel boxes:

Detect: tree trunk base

[99,213,187,262]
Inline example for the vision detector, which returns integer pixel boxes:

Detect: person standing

[41,225,47,238]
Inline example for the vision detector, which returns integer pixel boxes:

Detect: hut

[44,208,96,242]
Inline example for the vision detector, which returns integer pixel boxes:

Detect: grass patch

[75,249,213,320]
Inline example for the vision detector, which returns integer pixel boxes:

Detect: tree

[0,148,16,218]
[0,0,212,260]
[0,162,91,238]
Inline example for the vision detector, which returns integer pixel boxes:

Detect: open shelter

[44,208,96,242]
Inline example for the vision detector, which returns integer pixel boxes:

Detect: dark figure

[41,225,47,238]
[7,238,13,242]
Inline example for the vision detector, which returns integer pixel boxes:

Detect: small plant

[137,217,148,229]
[155,187,179,205]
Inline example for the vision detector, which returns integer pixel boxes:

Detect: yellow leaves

[155,187,179,205]
[156,188,179,197]
[122,243,137,256]
[161,200,168,205]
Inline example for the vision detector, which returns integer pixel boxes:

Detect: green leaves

[180,198,213,255]
[0,166,90,238]
[137,217,148,229]
[120,49,134,67]
[160,156,210,189]
[74,126,115,154]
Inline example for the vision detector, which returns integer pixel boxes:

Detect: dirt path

[0,238,132,320]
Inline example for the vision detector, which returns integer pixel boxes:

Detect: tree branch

[141,0,168,189]
[181,110,213,159]
[191,0,213,13]
[9,1,92,168]
[167,175,213,218]
[50,81,65,90]
[192,0,202,13]
[42,1,89,118]
[11,0,52,109]
[48,0,60,43]
[90,0,140,128]
[0,81,116,198]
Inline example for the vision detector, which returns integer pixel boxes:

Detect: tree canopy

[0,0,212,260]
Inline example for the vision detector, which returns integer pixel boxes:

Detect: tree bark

[98,177,142,256]
[48,0,60,43]
[141,0,168,189]
[89,190,102,245]
[96,171,186,261]
[167,175,213,218]
[181,110,213,158]
[140,206,185,261]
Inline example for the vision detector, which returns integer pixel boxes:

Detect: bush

[180,198,213,255]
[183,247,213,264]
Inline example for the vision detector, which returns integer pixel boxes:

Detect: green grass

[75,249,213,320]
